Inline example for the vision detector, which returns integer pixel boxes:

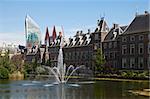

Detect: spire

[98,17,109,32]
[59,31,62,38]
[45,27,50,46]
[52,26,57,42]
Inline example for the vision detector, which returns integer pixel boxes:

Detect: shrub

[36,66,46,75]
[0,67,9,79]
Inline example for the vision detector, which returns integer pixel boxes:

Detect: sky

[0,0,149,46]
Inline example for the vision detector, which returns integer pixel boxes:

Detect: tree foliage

[95,48,105,73]
[0,67,9,79]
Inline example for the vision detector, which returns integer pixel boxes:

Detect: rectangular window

[103,43,107,49]
[149,33,150,40]
[72,52,75,60]
[138,43,144,54]
[148,43,150,54]
[130,44,135,54]
[148,57,150,69]
[122,45,127,55]
[95,34,99,40]
[113,42,117,48]
[69,52,71,60]
[113,61,117,68]
[94,43,99,50]
[130,58,135,68]
[138,57,144,69]
[122,58,127,68]
[114,52,117,59]
[64,53,67,60]
[104,52,108,60]
[109,52,113,59]
[109,42,112,48]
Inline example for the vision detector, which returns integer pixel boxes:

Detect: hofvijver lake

[0,79,149,99]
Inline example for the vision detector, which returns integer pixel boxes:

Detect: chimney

[145,11,149,14]
[88,29,90,34]
[80,30,83,35]
[76,31,79,36]
[113,23,119,29]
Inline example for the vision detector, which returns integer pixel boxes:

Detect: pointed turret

[52,26,57,42]
[98,17,109,32]
[45,27,50,46]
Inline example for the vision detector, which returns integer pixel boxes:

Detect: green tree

[0,67,9,79]
[0,50,12,71]
[45,59,51,66]
[95,48,105,74]
[24,59,40,75]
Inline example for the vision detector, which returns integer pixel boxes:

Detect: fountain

[44,36,82,83]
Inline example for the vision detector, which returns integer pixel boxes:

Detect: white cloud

[0,24,97,46]
[0,32,25,47]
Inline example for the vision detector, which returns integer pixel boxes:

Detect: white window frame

[148,57,150,69]
[122,58,127,68]
[138,43,144,54]
[138,57,144,69]
[130,58,135,68]
[148,43,150,54]
[122,45,127,55]
[130,44,135,54]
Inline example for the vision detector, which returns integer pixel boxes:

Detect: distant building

[24,15,42,63]
[0,43,19,59]
[25,15,41,50]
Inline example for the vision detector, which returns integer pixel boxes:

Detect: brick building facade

[102,11,150,70]
[41,11,149,72]
[47,18,109,72]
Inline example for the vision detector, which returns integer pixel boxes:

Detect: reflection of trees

[94,81,123,99]
[55,84,94,99]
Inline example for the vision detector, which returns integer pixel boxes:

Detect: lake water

[0,79,149,99]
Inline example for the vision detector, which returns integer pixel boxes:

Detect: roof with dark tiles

[123,12,150,34]
[103,25,126,42]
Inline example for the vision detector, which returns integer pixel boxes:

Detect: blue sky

[0,0,149,46]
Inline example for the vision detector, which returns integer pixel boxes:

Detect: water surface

[0,80,149,99]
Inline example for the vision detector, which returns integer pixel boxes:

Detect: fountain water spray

[44,36,82,83]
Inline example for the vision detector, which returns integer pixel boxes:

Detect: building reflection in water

[0,83,94,99]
